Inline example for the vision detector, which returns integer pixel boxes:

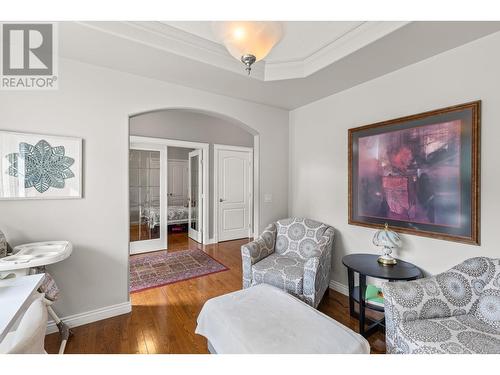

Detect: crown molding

[76,21,266,80]
[130,21,266,79]
[76,21,409,82]
[265,21,410,81]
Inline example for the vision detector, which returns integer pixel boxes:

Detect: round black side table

[342,253,422,337]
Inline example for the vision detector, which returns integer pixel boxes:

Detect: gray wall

[130,110,254,239]
[0,58,289,320]
[290,31,500,290]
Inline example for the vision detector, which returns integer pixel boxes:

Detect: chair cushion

[251,253,305,297]
[397,314,500,354]
[275,218,328,259]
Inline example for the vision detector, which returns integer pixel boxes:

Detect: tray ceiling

[59,21,500,109]
[163,21,366,62]
[81,21,409,81]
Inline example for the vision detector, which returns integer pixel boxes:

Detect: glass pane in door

[129,149,161,242]
[190,153,198,231]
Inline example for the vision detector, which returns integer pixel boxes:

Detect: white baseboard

[205,238,217,245]
[46,301,132,334]
[329,279,349,296]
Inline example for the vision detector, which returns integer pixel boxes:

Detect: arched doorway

[128,108,259,254]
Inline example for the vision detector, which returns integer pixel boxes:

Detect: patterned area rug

[129,249,229,293]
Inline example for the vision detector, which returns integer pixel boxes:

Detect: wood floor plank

[45,232,386,354]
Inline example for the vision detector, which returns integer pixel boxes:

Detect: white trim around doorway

[129,136,210,245]
[253,135,260,239]
[213,143,255,243]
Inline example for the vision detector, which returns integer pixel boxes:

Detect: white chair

[0,293,48,354]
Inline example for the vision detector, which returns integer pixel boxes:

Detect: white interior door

[217,148,252,242]
[129,144,167,254]
[188,150,203,243]
[167,160,188,205]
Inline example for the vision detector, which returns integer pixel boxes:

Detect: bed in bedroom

[140,205,193,228]
[167,205,193,225]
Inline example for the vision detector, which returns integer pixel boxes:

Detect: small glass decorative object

[372,223,402,265]
[0,229,7,258]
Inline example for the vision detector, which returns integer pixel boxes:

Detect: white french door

[129,143,167,254]
[216,146,253,242]
[188,149,203,243]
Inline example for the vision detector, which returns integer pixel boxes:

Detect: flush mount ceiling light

[213,21,284,75]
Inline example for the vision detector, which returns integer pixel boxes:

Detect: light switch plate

[264,193,272,203]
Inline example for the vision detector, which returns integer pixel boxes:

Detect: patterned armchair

[241,217,335,308]
[382,257,500,354]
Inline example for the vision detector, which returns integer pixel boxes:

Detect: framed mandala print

[348,101,480,245]
[0,131,82,200]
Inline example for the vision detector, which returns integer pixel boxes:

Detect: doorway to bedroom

[167,146,201,246]
[127,108,256,294]
[129,137,208,255]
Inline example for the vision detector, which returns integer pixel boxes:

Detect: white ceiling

[163,21,364,62]
[83,21,409,81]
[161,21,410,81]
[58,21,500,109]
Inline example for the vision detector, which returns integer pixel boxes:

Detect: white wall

[130,110,254,239]
[131,110,255,146]
[0,58,289,319]
[290,31,500,290]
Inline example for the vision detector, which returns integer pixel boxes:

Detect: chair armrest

[303,227,335,307]
[382,276,448,352]
[382,274,458,324]
[383,261,488,324]
[241,223,276,264]
[241,223,277,288]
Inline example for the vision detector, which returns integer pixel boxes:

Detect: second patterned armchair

[382,257,500,354]
[241,217,335,308]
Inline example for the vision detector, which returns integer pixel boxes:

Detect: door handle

[219,198,226,202]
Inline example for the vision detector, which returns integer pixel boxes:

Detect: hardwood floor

[167,231,190,250]
[45,233,386,354]
[129,223,160,242]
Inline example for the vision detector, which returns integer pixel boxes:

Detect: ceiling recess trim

[77,21,266,80]
[264,21,410,81]
[77,21,409,82]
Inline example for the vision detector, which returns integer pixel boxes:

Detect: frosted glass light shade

[213,21,283,62]
[373,223,402,265]
[373,226,402,249]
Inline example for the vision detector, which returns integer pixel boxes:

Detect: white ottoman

[195,284,370,354]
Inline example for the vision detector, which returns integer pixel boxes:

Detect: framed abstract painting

[0,131,82,200]
[348,101,480,245]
